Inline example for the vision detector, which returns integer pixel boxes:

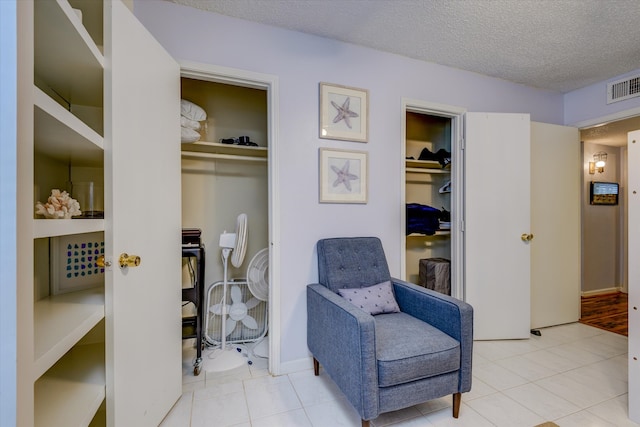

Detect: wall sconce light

[589,151,607,174]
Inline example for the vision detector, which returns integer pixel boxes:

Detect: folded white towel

[181,126,200,143]
[181,99,207,122]
[181,115,201,131]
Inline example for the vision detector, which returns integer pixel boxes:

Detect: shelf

[408,230,451,237]
[406,159,451,174]
[34,288,105,379]
[33,218,104,239]
[182,140,268,161]
[34,86,104,166]
[34,0,104,108]
[35,342,105,427]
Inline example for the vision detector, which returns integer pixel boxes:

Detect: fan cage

[205,279,268,346]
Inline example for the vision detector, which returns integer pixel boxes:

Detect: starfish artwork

[331,96,359,129]
[331,160,359,192]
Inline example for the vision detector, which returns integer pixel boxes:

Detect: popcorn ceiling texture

[166,0,640,93]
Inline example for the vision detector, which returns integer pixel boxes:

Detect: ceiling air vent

[607,75,640,104]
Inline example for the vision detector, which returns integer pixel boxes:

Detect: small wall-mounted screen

[590,181,619,205]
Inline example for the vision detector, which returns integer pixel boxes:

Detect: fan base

[207,346,247,372]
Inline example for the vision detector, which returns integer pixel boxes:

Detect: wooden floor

[579,292,628,336]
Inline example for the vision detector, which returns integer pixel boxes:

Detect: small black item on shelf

[220,136,259,146]
[418,147,451,168]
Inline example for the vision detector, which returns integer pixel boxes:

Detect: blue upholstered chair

[307,237,473,427]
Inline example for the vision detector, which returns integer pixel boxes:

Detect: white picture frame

[319,148,368,204]
[319,82,369,143]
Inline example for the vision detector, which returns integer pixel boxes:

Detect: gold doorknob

[119,253,141,268]
[96,255,111,268]
[521,233,534,242]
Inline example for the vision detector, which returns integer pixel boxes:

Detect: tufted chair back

[317,237,392,293]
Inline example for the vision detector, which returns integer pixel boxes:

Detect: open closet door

[530,122,580,329]
[465,113,531,340]
[104,1,182,425]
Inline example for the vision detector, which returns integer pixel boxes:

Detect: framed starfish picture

[319,148,368,203]
[319,82,369,143]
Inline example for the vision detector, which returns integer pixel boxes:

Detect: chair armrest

[392,279,474,393]
[307,283,379,420]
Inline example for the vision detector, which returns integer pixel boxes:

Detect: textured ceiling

[167,0,640,93]
[165,0,640,145]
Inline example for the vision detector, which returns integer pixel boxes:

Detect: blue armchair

[307,237,473,427]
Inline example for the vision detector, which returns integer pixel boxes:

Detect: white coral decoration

[35,189,82,219]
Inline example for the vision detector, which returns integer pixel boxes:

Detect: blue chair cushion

[374,312,460,387]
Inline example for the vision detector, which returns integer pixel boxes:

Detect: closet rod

[181,152,268,162]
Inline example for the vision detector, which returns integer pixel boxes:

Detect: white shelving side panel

[35,342,105,427]
[34,86,104,166]
[33,219,104,239]
[34,0,104,108]
[34,287,105,379]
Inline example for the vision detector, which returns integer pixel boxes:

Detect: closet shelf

[34,0,104,108]
[35,342,105,427]
[33,218,104,239]
[405,159,451,174]
[34,86,104,166]
[34,288,105,379]
[407,231,451,237]
[181,140,268,159]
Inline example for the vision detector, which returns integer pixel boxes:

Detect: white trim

[581,287,624,297]
[400,98,466,300]
[278,356,314,375]
[569,106,640,129]
[179,61,282,376]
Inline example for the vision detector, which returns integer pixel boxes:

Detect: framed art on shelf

[319,82,369,143]
[319,148,368,204]
[50,231,105,295]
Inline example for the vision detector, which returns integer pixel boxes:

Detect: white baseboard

[277,356,313,375]
[581,287,624,297]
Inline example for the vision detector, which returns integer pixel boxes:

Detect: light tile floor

[161,323,639,427]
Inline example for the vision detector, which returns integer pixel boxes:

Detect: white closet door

[530,122,580,329]
[104,1,182,425]
[627,129,640,423]
[465,113,531,340]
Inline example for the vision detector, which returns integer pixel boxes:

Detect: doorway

[579,114,640,297]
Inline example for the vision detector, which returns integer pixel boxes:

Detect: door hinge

[460,219,465,232]
[460,138,465,150]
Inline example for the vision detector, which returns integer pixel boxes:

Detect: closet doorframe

[180,62,281,375]
[400,99,465,300]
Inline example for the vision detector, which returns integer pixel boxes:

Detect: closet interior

[180,76,270,371]
[405,111,454,295]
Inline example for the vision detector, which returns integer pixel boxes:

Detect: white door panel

[104,1,182,425]
[530,122,580,329]
[465,113,531,340]
[627,129,640,423]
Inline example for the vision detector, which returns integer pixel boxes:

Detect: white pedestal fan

[207,213,248,372]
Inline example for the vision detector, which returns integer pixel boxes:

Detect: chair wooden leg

[453,392,461,418]
[313,357,320,376]
[362,420,370,427]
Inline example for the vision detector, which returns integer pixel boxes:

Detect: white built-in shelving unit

[21,0,107,425]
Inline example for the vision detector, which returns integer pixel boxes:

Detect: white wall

[134,0,566,365]
[0,0,17,423]
[581,143,623,293]
[565,68,640,126]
